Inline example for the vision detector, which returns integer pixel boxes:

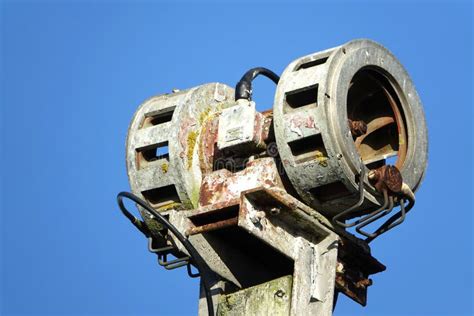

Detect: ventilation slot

[141,184,181,207]
[141,107,175,128]
[136,141,169,169]
[288,134,327,163]
[190,205,239,227]
[285,84,318,109]
[309,181,352,203]
[295,57,328,70]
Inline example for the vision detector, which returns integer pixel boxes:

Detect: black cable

[117,191,215,316]
[235,67,280,101]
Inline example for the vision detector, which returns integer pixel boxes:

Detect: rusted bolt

[384,165,402,193]
[368,170,378,181]
[348,119,368,137]
[269,207,280,215]
[368,165,402,193]
[355,278,372,288]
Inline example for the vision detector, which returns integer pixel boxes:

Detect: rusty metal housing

[122,39,428,315]
[273,39,428,219]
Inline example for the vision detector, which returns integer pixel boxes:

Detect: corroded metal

[368,165,403,194]
[122,39,427,316]
[273,39,428,218]
[126,83,235,211]
[348,119,367,137]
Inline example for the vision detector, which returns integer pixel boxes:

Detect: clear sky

[1,1,472,315]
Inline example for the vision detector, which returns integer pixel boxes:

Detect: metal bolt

[348,119,368,137]
[274,289,285,299]
[368,170,378,181]
[336,153,343,160]
[368,165,402,193]
[172,88,180,93]
[269,207,280,215]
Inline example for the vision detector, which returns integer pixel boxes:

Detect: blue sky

[1,1,472,315]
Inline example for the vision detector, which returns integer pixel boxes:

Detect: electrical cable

[117,191,215,316]
[235,67,280,101]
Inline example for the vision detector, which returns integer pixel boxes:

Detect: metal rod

[356,194,393,238]
[333,160,366,228]
[186,217,239,236]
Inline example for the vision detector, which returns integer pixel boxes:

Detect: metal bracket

[332,163,416,242]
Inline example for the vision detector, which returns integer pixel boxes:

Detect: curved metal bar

[117,191,215,316]
[356,195,394,238]
[187,263,200,278]
[159,255,191,270]
[332,161,366,228]
[366,198,411,242]
[147,237,174,254]
[338,189,390,229]
[158,255,191,267]
[365,183,415,242]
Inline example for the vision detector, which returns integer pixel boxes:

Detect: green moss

[217,275,292,315]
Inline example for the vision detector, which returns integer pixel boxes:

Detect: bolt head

[368,170,378,181]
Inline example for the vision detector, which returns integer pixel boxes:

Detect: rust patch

[368,165,402,194]
[187,217,238,236]
[335,236,386,306]
[348,119,368,137]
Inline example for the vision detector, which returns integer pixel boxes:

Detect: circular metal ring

[273,39,428,218]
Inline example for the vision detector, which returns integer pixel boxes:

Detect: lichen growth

[315,149,328,167]
[190,183,200,207]
[187,130,198,170]
[198,106,212,125]
[157,201,182,212]
[217,275,292,315]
